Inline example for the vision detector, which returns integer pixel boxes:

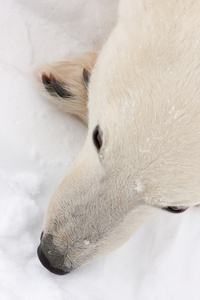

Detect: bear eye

[162,206,188,213]
[93,125,103,152]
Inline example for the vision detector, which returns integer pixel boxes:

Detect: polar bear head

[38,0,200,275]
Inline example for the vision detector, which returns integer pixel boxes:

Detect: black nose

[37,234,71,275]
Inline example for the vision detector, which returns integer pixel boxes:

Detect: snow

[1,0,200,299]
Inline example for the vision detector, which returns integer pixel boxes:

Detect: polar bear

[37,0,200,275]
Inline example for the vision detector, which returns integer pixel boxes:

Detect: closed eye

[93,125,103,152]
[162,206,189,213]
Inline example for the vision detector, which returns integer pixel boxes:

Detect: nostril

[37,243,70,275]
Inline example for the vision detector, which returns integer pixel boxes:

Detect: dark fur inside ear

[42,73,55,95]
[42,73,73,99]
[83,68,90,87]
[49,74,73,98]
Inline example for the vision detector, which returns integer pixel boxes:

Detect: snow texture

[1,0,200,299]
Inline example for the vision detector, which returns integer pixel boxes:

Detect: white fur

[39,0,200,272]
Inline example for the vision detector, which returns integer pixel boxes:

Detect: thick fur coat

[37,0,200,274]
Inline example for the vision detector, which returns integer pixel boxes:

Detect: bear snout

[37,233,70,275]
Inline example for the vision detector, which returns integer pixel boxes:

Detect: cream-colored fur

[38,0,200,273]
[36,52,97,124]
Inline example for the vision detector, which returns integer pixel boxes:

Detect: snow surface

[1,0,200,299]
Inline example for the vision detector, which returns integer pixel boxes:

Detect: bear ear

[83,68,90,87]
